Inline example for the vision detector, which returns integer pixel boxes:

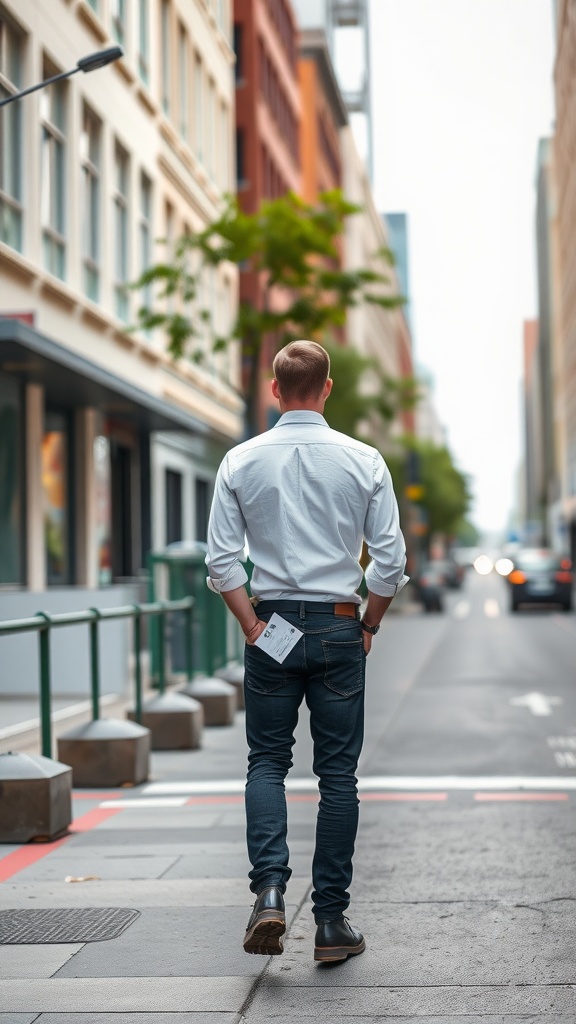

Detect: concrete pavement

[1,591,576,1022]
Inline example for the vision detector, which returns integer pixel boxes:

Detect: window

[207,79,216,179]
[220,102,229,190]
[113,142,130,320]
[139,171,152,308]
[236,128,245,187]
[165,469,183,544]
[138,0,149,85]
[194,478,209,543]
[40,59,67,279]
[165,200,175,313]
[160,0,171,115]
[178,24,188,141]
[111,0,126,46]
[43,410,71,586]
[80,106,101,301]
[111,440,134,578]
[0,373,23,585]
[0,16,24,251]
[94,435,112,585]
[194,54,203,163]
[233,23,242,82]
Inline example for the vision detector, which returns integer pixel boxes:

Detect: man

[205,340,407,963]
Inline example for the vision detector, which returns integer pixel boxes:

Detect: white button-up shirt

[205,411,409,604]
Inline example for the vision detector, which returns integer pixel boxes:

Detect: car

[505,548,573,612]
[414,562,446,612]
[433,557,465,589]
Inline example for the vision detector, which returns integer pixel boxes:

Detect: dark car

[414,562,446,612]
[506,549,573,612]
[433,557,465,589]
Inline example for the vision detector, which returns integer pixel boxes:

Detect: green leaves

[130,189,405,432]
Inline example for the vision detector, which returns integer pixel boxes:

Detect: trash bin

[148,544,238,683]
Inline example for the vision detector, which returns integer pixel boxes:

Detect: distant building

[522,318,544,537]
[383,213,411,328]
[233,0,301,431]
[298,28,347,202]
[290,0,373,178]
[552,1,576,559]
[340,127,414,446]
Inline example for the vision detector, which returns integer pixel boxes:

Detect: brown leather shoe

[243,886,286,955]
[314,915,366,963]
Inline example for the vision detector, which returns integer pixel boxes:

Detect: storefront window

[0,374,23,585]
[42,410,70,585]
[94,435,112,585]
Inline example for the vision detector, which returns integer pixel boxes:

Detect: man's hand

[361,630,373,656]
[244,618,268,645]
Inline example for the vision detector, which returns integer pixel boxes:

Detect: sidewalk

[1,622,575,1021]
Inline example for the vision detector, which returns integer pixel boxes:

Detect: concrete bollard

[0,752,72,843]
[179,675,236,726]
[127,691,204,749]
[214,662,245,710]
[57,718,150,788]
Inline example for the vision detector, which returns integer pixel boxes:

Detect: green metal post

[37,612,52,759]
[185,601,194,682]
[133,605,143,723]
[89,608,101,720]
[157,603,166,695]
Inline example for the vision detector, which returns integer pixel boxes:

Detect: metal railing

[0,597,194,759]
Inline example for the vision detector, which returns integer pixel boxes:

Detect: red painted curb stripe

[0,807,121,883]
[474,792,569,801]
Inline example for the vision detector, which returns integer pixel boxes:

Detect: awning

[0,318,232,439]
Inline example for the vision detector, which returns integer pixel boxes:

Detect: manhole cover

[0,908,140,944]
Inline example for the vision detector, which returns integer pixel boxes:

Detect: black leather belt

[254,600,360,619]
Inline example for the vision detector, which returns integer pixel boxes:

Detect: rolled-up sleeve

[205,457,249,593]
[364,454,409,597]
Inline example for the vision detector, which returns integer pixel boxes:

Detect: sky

[364,0,556,534]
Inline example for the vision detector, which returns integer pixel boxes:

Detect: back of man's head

[273,340,330,402]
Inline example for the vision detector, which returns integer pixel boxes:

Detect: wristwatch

[360,620,380,635]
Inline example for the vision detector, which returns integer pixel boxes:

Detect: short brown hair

[273,340,330,401]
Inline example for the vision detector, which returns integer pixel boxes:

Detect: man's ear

[271,378,280,400]
[324,378,333,398]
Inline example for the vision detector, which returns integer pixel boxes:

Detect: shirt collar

[274,411,327,427]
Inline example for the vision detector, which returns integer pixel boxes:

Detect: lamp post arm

[0,67,80,109]
[0,46,123,108]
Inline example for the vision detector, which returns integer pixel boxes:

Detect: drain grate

[0,907,140,944]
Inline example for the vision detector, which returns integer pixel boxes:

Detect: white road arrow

[510,692,563,717]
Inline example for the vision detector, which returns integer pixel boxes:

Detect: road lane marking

[452,600,470,619]
[484,598,500,618]
[554,752,576,768]
[510,692,563,716]
[142,776,576,794]
[475,792,568,801]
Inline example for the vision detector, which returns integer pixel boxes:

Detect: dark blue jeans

[243,601,366,922]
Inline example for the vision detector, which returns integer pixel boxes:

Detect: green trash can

[148,544,232,683]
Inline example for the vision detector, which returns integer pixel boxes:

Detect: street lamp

[0,46,123,108]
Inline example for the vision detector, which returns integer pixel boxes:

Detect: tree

[387,439,472,546]
[133,190,404,434]
[323,342,419,445]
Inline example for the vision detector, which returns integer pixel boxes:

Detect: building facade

[553,0,576,560]
[233,0,301,432]
[0,0,242,695]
